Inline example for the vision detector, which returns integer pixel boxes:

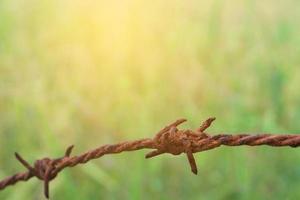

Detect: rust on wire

[0,117,300,198]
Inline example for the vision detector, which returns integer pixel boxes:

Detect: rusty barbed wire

[1,117,300,198]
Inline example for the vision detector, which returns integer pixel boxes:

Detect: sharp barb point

[145,150,163,159]
[186,152,198,175]
[15,153,35,172]
[197,117,216,132]
[44,180,49,199]
[192,169,198,175]
[65,145,74,157]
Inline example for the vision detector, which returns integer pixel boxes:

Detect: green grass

[1,0,300,199]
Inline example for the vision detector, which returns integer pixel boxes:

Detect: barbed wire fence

[0,117,299,199]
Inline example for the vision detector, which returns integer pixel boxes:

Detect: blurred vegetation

[1,0,300,199]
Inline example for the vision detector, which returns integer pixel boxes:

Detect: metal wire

[0,117,299,198]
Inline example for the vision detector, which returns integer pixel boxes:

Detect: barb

[1,117,300,198]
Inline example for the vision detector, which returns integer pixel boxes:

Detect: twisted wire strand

[0,117,299,198]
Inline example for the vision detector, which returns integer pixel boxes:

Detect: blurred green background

[1,0,300,199]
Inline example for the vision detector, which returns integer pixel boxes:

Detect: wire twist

[0,117,299,198]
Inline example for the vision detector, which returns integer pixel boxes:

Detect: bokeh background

[1,0,300,199]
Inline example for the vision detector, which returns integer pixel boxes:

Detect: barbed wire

[0,117,299,199]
